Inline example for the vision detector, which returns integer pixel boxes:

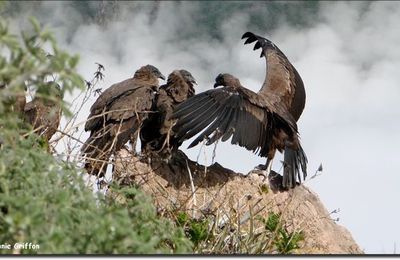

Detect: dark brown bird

[81,64,165,177]
[172,32,307,189]
[24,81,62,142]
[140,69,197,158]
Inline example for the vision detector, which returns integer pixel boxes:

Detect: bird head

[136,65,166,81]
[214,73,240,88]
[214,73,225,88]
[178,69,197,86]
[150,65,166,80]
[45,81,63,100]
[33,81,63,106]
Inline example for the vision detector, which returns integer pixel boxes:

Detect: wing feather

[173,85,297,157]
[173,93,210,118]
[176,103,223,141]
[186,106,230,148]
[174,97,218,128]
[205,106,235,145]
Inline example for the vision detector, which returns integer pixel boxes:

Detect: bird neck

[35,96,60,107]
[166,73,185,88]
[165,74,194,102]
[223,76,242,89]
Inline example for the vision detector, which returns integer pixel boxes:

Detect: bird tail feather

[81,127,113,177]
[282,145,307,188]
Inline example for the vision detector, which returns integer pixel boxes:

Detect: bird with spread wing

[172,32,307,189]
[81,64,165,177]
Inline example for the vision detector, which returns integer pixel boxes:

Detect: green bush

[0,136,192,254]
[0,14,192,254]
[261,212,304,254]
[176,212,209,248]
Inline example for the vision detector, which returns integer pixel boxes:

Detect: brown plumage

[24,82,62,142]
[172,32,307,189]
[81,64,165,177]
[140,69,197,157]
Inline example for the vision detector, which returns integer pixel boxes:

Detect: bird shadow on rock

[113,147,290,192]
[138,149,239,190]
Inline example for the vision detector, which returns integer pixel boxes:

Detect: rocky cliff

[112,148,362,254]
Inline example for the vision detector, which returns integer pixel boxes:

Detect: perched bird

[82,65,165,177]
[140,69,197,157]
[172,32,307,189]
[24,81,62,142]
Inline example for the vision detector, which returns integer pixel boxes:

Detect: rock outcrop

[112,149,363,254]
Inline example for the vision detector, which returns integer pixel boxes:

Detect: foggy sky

[8,1,400,253]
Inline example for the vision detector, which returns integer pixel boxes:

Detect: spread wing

[242,31,306,121]
[172,86,298,158]
[242,31,290,91]
[242,32,307,187]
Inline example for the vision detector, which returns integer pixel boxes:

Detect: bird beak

[190,77,198,85]
[159,74,166,80]
[213,83,219,88]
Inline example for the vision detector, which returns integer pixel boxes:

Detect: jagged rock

[112,148,363,254]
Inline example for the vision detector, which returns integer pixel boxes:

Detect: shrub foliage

[0,14,191,254]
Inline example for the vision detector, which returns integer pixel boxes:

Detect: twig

[185,158,196,218]
[309,163,323,180]
[212,139,218,164]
